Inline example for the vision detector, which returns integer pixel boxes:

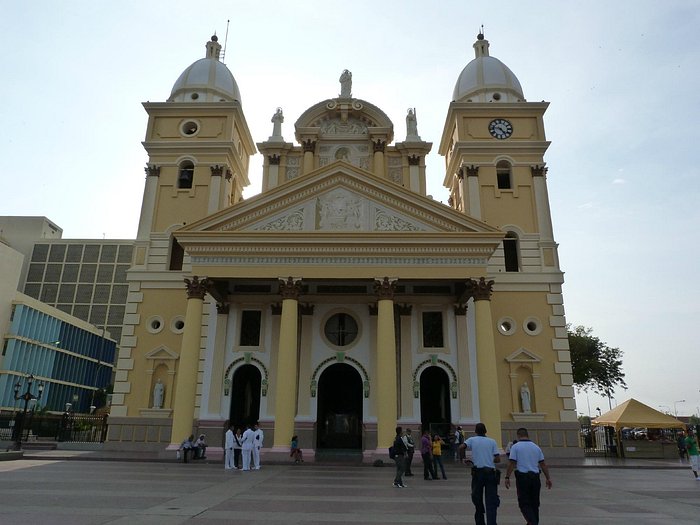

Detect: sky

[3,1,700,418]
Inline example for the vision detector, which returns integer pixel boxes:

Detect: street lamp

[674,400,686,417]
[13,374,45,450]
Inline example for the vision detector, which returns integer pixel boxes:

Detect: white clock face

[489,119,513,139]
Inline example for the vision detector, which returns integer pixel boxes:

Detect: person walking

[464,423,500,525]
[504,427,552,525]
[241,424,255,471]
[432,434,447,479]
[252,422,264,470]
[684,430,700,479]
[224,425,235,469]
[420,428,438,480]
[404,428,416,476]
[392,426,408,488]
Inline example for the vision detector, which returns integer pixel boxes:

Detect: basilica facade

[106,34,580,459]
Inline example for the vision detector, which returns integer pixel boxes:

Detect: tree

[568,325,627,400]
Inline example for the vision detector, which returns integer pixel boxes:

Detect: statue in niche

[153,379,165,409]
[335,147,350,161]
[406,107,420,139]
[339,69,352,98]
[520,382,531,413]
[270,107,284,139]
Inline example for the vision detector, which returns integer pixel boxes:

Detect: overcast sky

[3,1,699,418]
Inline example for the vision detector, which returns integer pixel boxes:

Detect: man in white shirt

[241,424,256,471]
[463,423,500,525]
[224,425,235,470]
[252,422,264,470]
[504,427,552,525]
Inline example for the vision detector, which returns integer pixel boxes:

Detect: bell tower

[438,32,577,430]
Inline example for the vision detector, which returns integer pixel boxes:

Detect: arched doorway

[316,363,362,449]
[420,366,451,437]
[229,364,261,429]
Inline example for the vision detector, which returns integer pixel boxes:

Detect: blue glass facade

[0,303,116,413]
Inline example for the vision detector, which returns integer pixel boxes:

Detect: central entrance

[420,366,452,437]
[229,364,261,429]
[316,363,362,449]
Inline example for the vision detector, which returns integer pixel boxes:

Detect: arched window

[496,160,512,190]
[503,232,519,272]
[178,161,194,189]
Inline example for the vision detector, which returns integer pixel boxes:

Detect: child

[290,435,304,463]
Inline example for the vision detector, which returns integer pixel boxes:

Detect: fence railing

[0,412,108,443]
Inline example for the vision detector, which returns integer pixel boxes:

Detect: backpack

[388,446,396,459]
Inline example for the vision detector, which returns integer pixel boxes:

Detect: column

[467,277,502,441]
[466,165,481,220]
[373,140,386,179]
[170,276,210,448]
[136,164,159,240]
[296,304,314,418]
[408,155,420,193]
[302,140,316,174]
[267,155,281,191]
[208,165,224,214]
[207,303,229,415]
[272,277,302,448]
[397,304,413,419]
[454,304,472,420]
[374,277,397,449]
[531,165,554,242]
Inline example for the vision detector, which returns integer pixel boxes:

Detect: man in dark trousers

[420,428,438,480]
[504,427,552,525]
[463,423,500,525]
[392,426,408,488]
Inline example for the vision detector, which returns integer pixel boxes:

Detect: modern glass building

[0,295,116,413]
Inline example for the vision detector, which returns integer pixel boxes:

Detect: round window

[182,121,199,135]
[523,317,542,336]
[497,317,516,336]
[324,313,359,347]
[147,316,164,334]
[171,316,185,334]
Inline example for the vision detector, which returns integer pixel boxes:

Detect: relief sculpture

[318,190,363,230]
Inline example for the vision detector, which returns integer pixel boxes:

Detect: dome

[168,36,242,103]
[452,34,524,103]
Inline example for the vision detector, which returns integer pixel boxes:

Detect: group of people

[178,434,208,463]
[392,423,551,525]
[223,422,264,471]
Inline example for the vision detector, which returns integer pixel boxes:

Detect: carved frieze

[320,117,368,136]
[375,209,421,231]
[255,209,304,231]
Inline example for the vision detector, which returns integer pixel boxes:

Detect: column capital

[279,277,303,300]
[397,303,412,316]
[373,139,387,153]
[466,277,494,301]
[407,154,420,166]
[144,164,160,177]
[531,164,548,177]
[373,277,397,300]
[184,276,211,300]
[454,304,468,316]
[216,302,229,315]
[268,154,281,165]
[300,303,314,316]
[210,165,225,177]
[456,167,464,180]
[302,139,316,153]
[225,169,232,181]
[465,165,479,177]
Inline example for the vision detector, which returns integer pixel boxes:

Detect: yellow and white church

[106,33,581,460]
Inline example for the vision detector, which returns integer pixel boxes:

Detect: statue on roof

[270,107,284,140]
[406,107,420,140]
[339,69,352,98]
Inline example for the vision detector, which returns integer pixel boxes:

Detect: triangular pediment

[144,345,179,360]
[181,162,500,235]
[505,347,542,363]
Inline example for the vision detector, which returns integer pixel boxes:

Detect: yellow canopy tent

[592,398,685,430]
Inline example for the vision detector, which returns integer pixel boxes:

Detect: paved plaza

[1,456,700,524]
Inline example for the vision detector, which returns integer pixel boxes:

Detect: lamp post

[13,374,45,450]
[674,399,686,417]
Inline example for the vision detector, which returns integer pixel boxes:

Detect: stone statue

[153,379,164,409]
[520,382,531,413]
[270,107,284,140]
[339,69,352,98]
[406,107,420,139]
